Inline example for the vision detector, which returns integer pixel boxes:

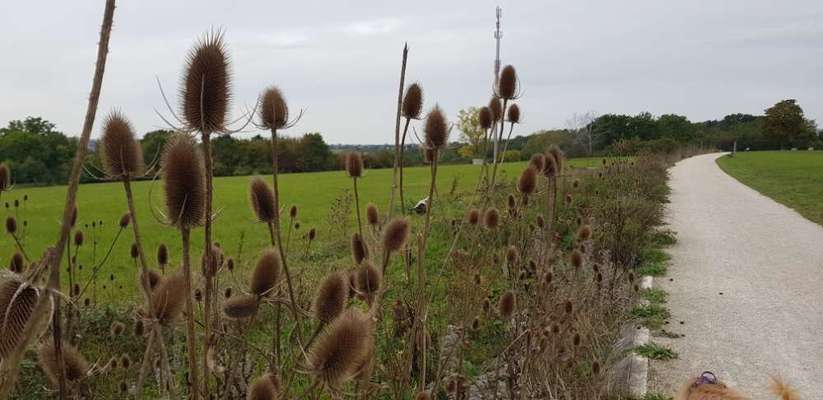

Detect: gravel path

[650,153,823,398]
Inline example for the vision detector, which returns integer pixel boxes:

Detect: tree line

[2,99,819,185]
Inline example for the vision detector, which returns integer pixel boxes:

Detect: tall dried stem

[180,227,200,400]
[388,44,408,218]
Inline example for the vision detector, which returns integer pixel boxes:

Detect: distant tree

[298,132,333,171]
[456,107,485,158]
[140,129,173,168]
[656,114,695,142]
[520,130,574,159]
[566,111,598,155]
[0,117,75,185]
[764,99,813,149]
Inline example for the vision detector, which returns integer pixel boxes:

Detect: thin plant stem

[388,43,408,219]
[267,222,282,367]
[353,177,363,238]
[398,118,412,216]
[200,131,215,390]
[180,227,200,400]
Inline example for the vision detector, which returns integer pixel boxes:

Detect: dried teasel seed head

[351,233,369,265]
[119,212,130,228]
[226,257,235,272]
[543,152,558,178]
[592,361,601,375]
[529,153,545,172]
[0,279,41,358]
[307,309,374,387]
[288,205,298,220]
[548,146,565,173]
[402,83,423,120]
[5,216,16,234]
[9,252,25,273]
[110,321,125,336]
[483,208,499,229]
[573,179,580,189]
[467,208,480,225]
[150,273,187,324]
[424,106,449,149]
[354,262,381,296]
[382,218,410,253]
[224,287,233,298]
[313,271,349,323]
[570,250,583,269]
[249,178,276,223]
[182,30,231,133]
[573,333,581,347]
[578,225,592,241]
[499,291,515,320]
[482,298,491,314]
[471,317,481,331]
[414,390,432,400]
[344,152,364,178]
[157,244,169,266]
[309,228,317,241]
[194,288,203,302]
[248,372,282,400]
[120,353,132,369]
[38,341,89,387]
[506,246,519,264]
[565,300,573,315]
[224,294,259,320]
[488,97,503,122]
[0,163,9,191]
[507,194,516,211]
[251,249,281,297]
[162,135,206,228]
[73,230,84,247]
[507,103,521,124]
[497,65,518,99]
[517,167,537,195]
[565,193,573,206]
[366,203,379,226]
[143,269,162,290]
[536,215,545,228]
[478,107,493,130]
[100,111,145,177]
[259,86,289,129]
[130,243,139,259]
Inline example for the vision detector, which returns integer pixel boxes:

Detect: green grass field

[1,159,601,299]
[717,151,823,224]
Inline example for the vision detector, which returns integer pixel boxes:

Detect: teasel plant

[96,111,174,397]
[253,85,306,358]
[158,134,207,399]
[344,151,366,239]
[487,65,521,201]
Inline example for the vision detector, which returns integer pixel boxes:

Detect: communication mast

[494,6,503,87]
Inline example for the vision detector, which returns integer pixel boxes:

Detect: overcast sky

[0,0,821,144]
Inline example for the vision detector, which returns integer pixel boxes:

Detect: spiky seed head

[578,225,592,241]
[354,262,380,296]
[345,152,364,178]
[157,244,169,266]
[224,287,232,298]
[307,309,373,387]
[507,103,521,124]
[5,216,16,234]
[382,218,410,253]
[308,228,317,241]
[251,249,281,297]
[536,215,545,228]
[226,257,235,272]
[143,269,161,290]
[498,66,519,100]
[402,83,423,120]
[506,246,518,264]
[517,166,537,196]
[414,391,432,400]
[150,273,187,324]
[110,321,125,336]
[573,333,581,347]
[224,294,259,319]
[259,86,289,129]
[130,243,139,259]
[542,152,558,178]
[472,317,481,331]
[38,341,89,386]
[507,194,516,211]
[424,106,448,149]
[249,178,276,223]
[0,279,40,359]
[119,212,130,228]
[488,97,503,122]
[570,250,583,269]
[100,111,144,178]
[499,291,515,320]
[162,135,206,228]
[0,163,9,191]
[482,298,491,314]
[247,372,281,400]
[548,146,564,173]
[366,203,379,226]
[529,153,545,172]
[9,252,24,273]
[120,353,132,369]
[478,107,493,130]
[351,233,368,265]
[483,208,499,229]
[312,272,349,323]
[565,193,572,206]
[289,205,298,219]
[181,31,231,133]
[592,361,601,376]
[467,208,480,225]
[74,230,84,247]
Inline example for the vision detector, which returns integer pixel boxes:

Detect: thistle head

[497,65,519,100]
[162,135,206,228]
[366,203,379,226]
[251,249,281,297]
[402,83,423,120]
[517,167,537,195]
[100,111,144,178]
[507,103,521,124]
[181,30,231,133]
[307,309,374,388]
[312,271,349,324]
[424,106,449,149]
[488,97,503,122]
[345,152,364,178]
[382,218,410,253]
[483,208,499,229]
[478,107,493,130]
[249,178,276,223]
[259,86,289,129]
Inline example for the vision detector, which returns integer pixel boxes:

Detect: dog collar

[692,371,718,387]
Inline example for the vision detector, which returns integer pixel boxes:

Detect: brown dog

[675,372,799,400]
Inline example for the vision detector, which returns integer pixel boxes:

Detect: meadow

[717,151,823,225]
[1,159,600,300]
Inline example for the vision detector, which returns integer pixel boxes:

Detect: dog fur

[674,374,798,400]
